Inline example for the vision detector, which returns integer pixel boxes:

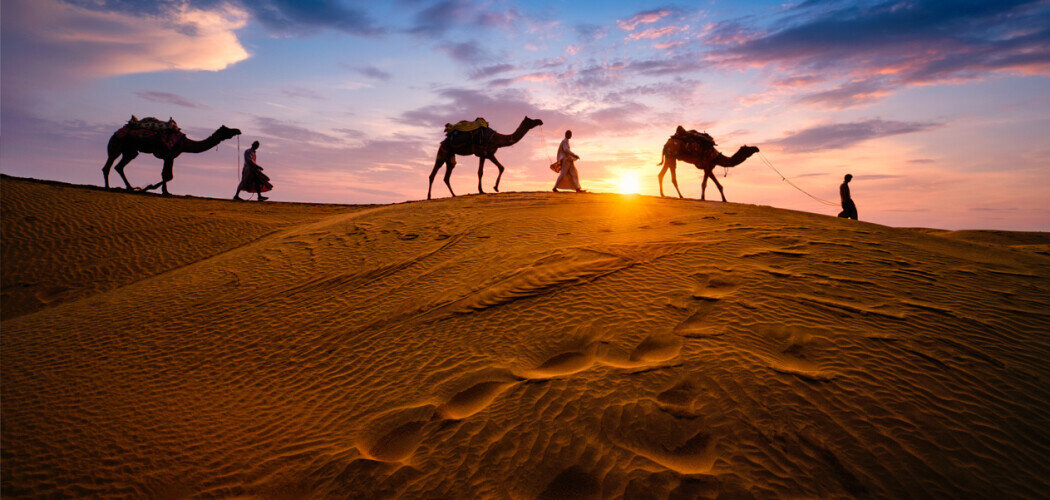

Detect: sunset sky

[2,0,1048,230]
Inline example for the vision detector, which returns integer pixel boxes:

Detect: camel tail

[656,152,665,167]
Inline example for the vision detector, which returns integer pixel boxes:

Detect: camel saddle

[441,119,495,155]
[673,126,716,146]
[445,117,489,134]
[116,116,185,152]
[126,115,180,132]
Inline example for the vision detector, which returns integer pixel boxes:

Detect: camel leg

[427,155,444,200]
[488,154,506,192]
[102,152,119,189]
[657,160,669,197]
[160,158,174,195]
[443,160,457,197]
[144,159,175,195]
[700,169,709,201]
[476,156,487,194]
[664,157,683,198]
[710,171,727,202]
[113,151,138,191]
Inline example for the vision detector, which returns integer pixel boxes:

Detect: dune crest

[3,177,1050,497]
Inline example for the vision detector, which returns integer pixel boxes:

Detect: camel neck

[181,131,226,153]
[491,120,532,148]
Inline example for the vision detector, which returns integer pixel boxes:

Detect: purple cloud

[135,91,209,109]
[793,78,892,109]
[66,0,385,37]
[436,41,491,62]
[254,117,340,145]
[355,65,392,81]
[771,119,941,152]
[281,86,325,100]
[712,0,1050,107]
[408,0,521,38]
[471,64,516,79]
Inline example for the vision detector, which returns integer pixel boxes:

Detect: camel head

[216,125,242,140]
[522,116,543,130]
[742,145,760,157]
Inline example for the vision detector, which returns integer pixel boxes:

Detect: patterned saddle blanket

[126,115,180,132]
[672,125,716,145]
[445,117,489,134]
[115,116,185,152]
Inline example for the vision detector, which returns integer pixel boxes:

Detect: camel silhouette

[657,128,759,201]
[427,116,543,199]
[102,118,241,195]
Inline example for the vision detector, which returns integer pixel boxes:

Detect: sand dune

[3,175,1050,497]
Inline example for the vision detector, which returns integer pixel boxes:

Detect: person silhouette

[553,130,584,193]
[838,174,858,220]
[235,140,273,201]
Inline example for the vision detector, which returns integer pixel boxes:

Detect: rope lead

[759,152,838,207]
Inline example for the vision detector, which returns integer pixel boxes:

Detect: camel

[657,127,759,201]
[102,117,241,195]
[427,116,543,200]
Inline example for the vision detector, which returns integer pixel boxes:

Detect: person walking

[837,173,858,220]
[553,130,584,193]
[235,140,273,201]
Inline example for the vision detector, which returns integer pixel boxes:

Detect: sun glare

[617,174,641,195]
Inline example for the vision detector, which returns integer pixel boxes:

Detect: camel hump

[126,116,180,132]
[445,117,489,134]
[673,126,716,146]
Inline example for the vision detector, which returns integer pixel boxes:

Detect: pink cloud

[653,41,684,50]
[627,25,689,41]
[515,73,555,83]
[617,9,672,31]
[2,0,249,84]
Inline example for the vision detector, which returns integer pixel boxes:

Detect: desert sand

[3,175,1050,497]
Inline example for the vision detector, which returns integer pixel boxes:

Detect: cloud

[711,0,1050,106]
[408,0,520,38]
[436,41,491,62]
[354,65,392,81]
[617,9,673,31]
[281,86,325,100]
[575,24,607,42]
[135,91,210,109]
[254,117,341,145]
[63,0,384,37]
[625,55,706,76]
[653,41,684,50]
[2,0,249,92]
[470,64,516,79]
[771,119,941,152]
[627,25,688,41]
[793,78,893,109]
[236,0,383,36]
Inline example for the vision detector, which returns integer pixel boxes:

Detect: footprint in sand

[756,325,836,381]
[357,405,439,462]
[594,334,683,370]
[629,334,682,363]
[435,370,522,420]
[520,349,597,379]
[656,378,701,409]
[602,401,720,475]
[672,273,740,337]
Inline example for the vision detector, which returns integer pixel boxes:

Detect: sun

[617,173,641,194]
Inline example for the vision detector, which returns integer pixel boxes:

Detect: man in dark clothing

[234,141,273,201]
[838,174,858,220]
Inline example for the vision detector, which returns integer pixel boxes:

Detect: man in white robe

[553,130,584,192]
